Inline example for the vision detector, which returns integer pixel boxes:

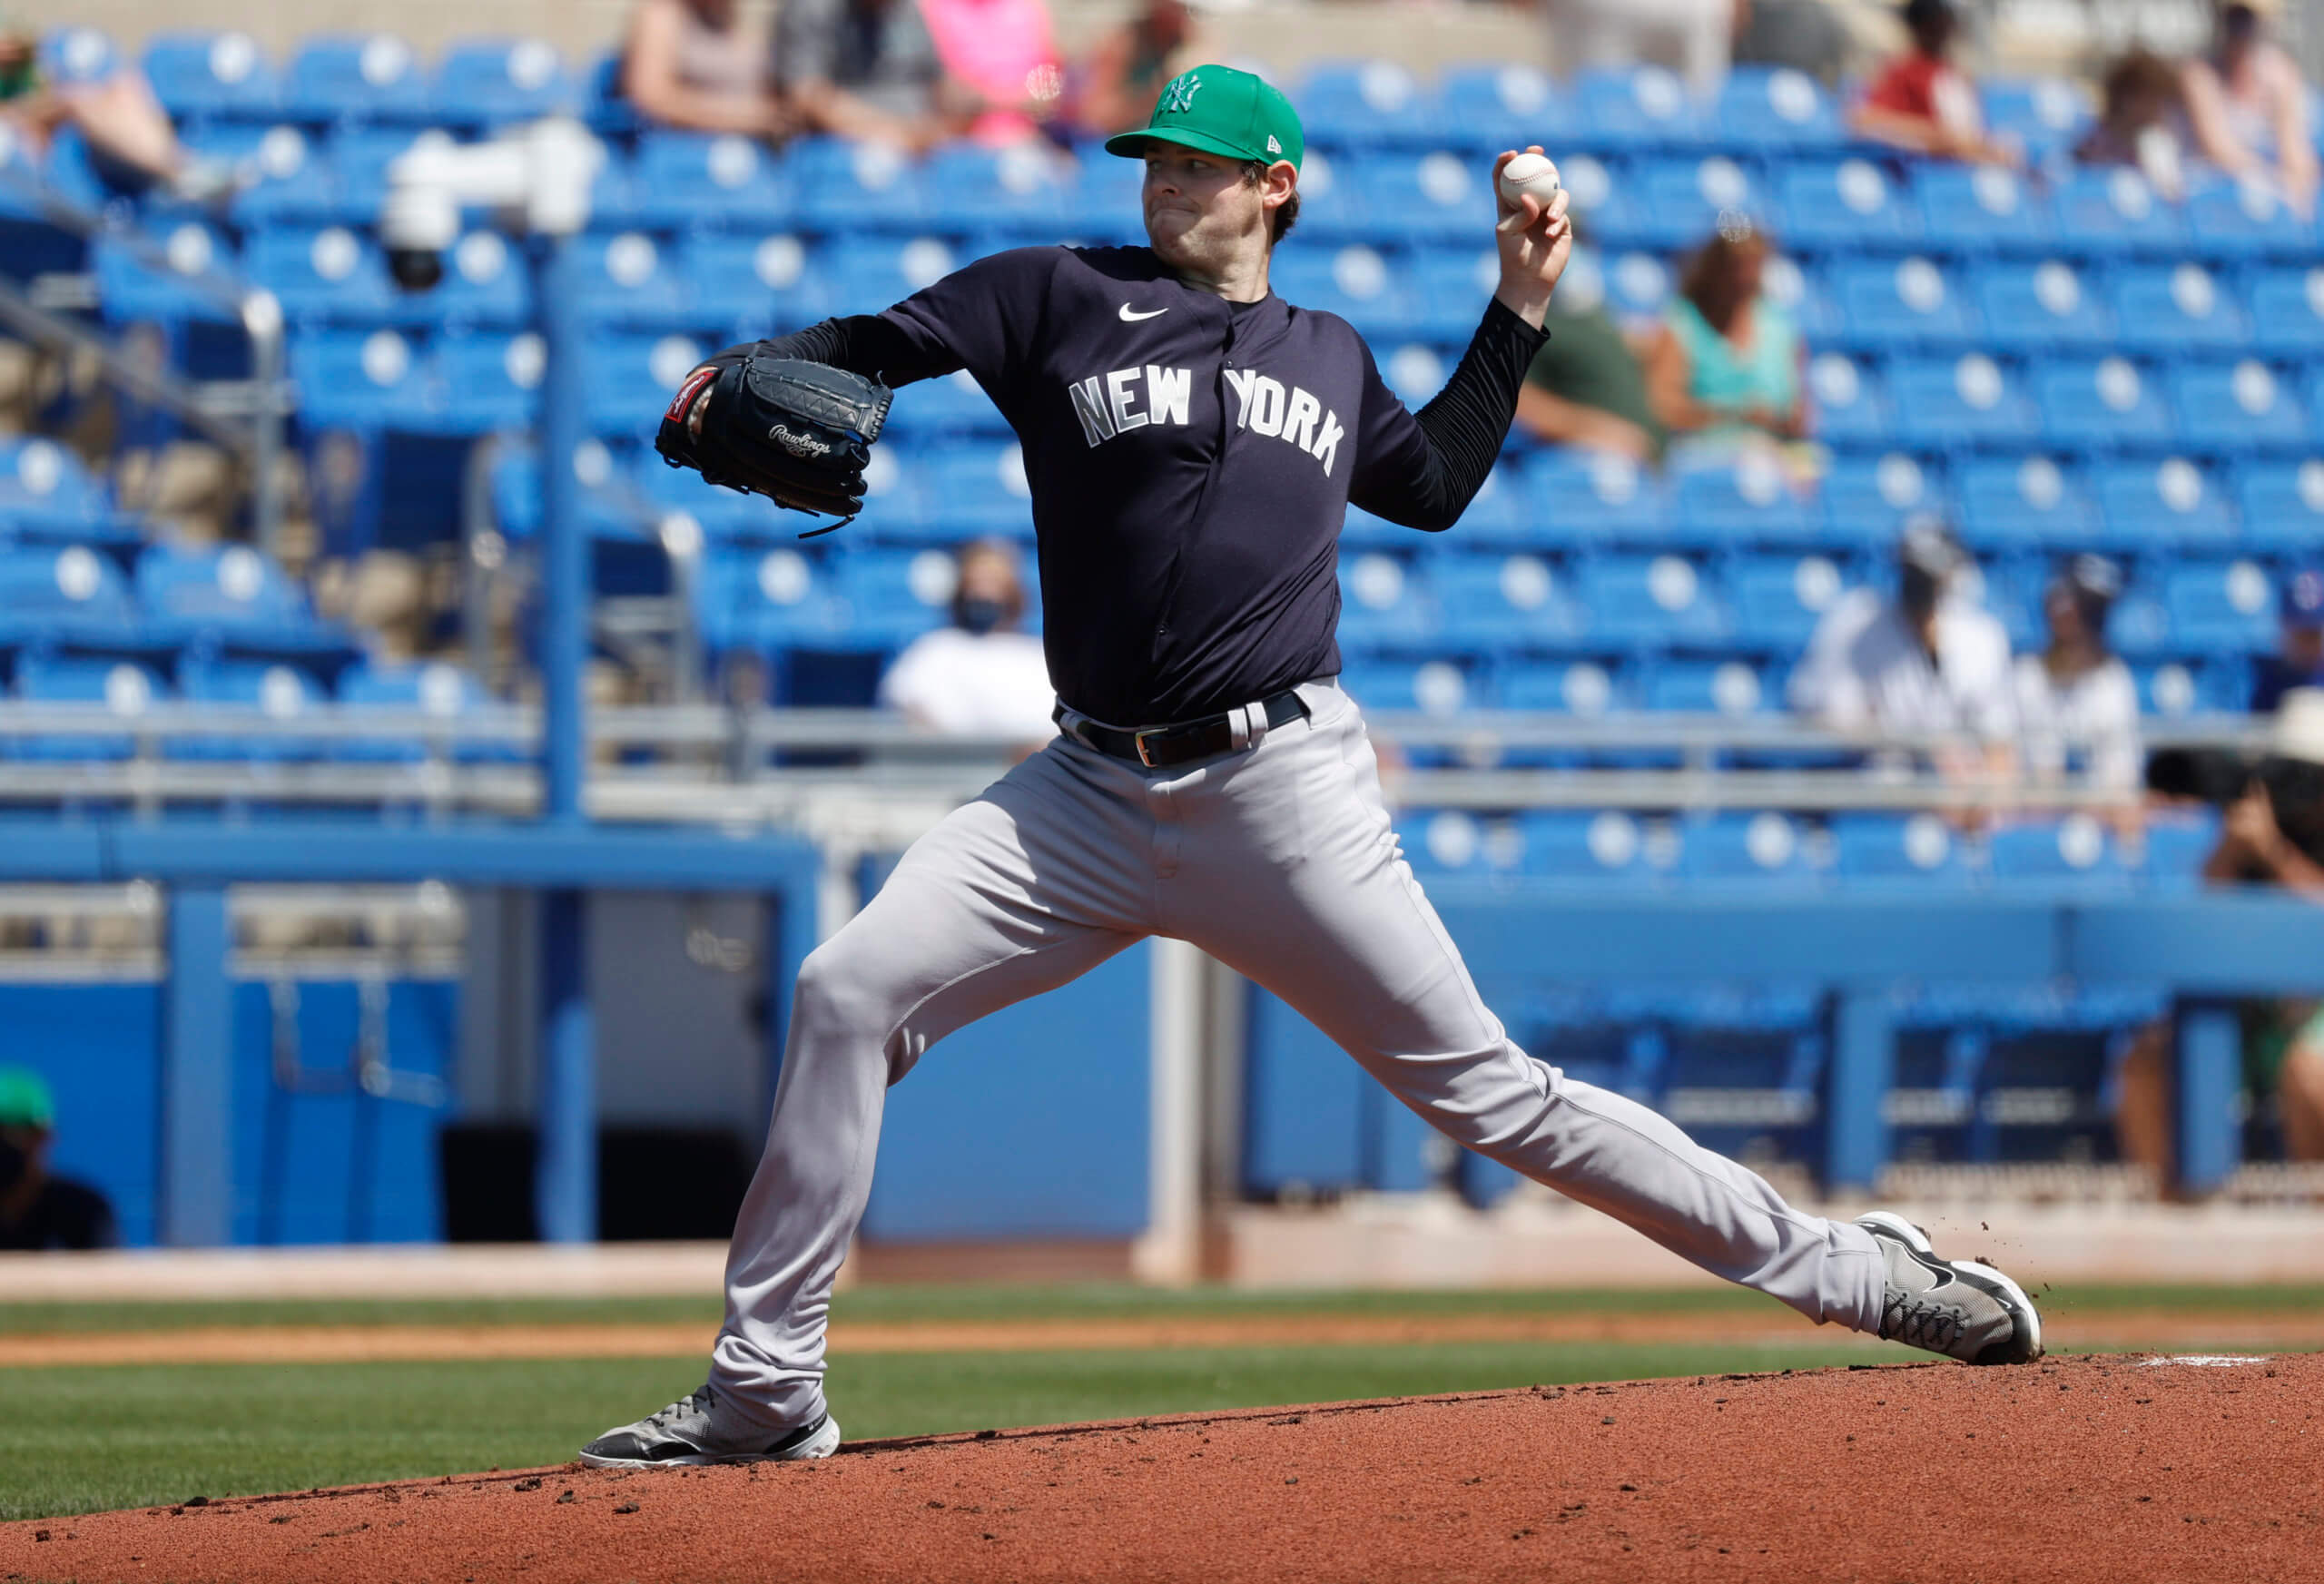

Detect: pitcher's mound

[5,1353,2314,1583]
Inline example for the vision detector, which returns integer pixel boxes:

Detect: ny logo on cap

[1163,70,1202,114]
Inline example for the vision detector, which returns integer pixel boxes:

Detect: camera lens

[388,248,444,292]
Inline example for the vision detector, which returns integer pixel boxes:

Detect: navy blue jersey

[712,243,1543,725]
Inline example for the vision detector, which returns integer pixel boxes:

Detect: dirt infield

[4,1352,2316,1584]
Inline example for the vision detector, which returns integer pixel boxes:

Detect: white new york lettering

[1069,376,1116,447]
[1311,408,1344,477]
[1282,387,1321,454]
[1145,365,1191,427]
[1222,367,1256,428]
[1247,376,1286,437]
[1106,367,1148,432]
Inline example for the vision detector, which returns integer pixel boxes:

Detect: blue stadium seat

[1804,352,1892,450]
[37,27,120,88]
[837,548,958,648]
[2053,167,2184,258]
[1669,455,1812,543]
[566,230,691,329]
[1525,450,1667,541]
[1730,551,1850,648]
[1774,157,1922,250]
[2093,457,2236,546]
[582,332,707,438]
[2032,357,2175,448]
[697,547,856,650]
[1400,810,1529,880]
[1828,812,1972,888]
[0,438,111,536]
[1955,454,2098,548]
[1571,553,1724,647]
[1551,154,1645,249]
[2235,457,2324,550]
[1680,810,1813,882]
[819,235,959,317]
[1571,65,1701,152]
[214,123,330,226]
[876,368,1005,445]
[578,51,641,139]
[790,138,928,231]
[238,125,425,227]
[143,31,279,123]
[1888,354,2036,448]
[487,444,646,545]
[1267,244,1415,339]
[1711,67,1841,152]
[438,331,544,433]
[0,544,133,632]
[93,221,240,326]
[1336,552,1439,647]
[337,659,494,762]
[2106,262,2250,354]
[1376,341,1455,406]
[1823,451,1939,546]
[1502,657,1625,715]
[2170,359,2309,452]
[281,34,431,124]
[922,442,1035,540]
[1831,254,1977,350]
[1407,246,1502,339]
[1980,77,2093,161]
[2141,810,2222,890]
[10,656,165,762]
[921,143,1073,238]
[1446,463,1527,542]
[247,225,395,324]
[1296,60,1438,149]
[1968,258,2113,353]
[2186,177,2315,259]
[629,133,793,231]
[430,38,575,127]
[2246,265,2324,356]
[1428,552,1581,648]
[1985,816,2133,891]
[290,327,438,430]
[1346,151,1492,243]
[174,660,325,761]
[1908,163,2053,252]
[1517,809,1661,881]
[135,541,310,635]
[1602,247,1675,322]
[1434,64,1562,154]
[412,229,533,328]
[2162,556,2276,651]
[1763,253,1838,339]
[1630,155,1768,248]
[1645,657,1772,716]
[1339,656,1481,714]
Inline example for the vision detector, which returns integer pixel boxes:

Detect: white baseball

[1497,152,1561,211]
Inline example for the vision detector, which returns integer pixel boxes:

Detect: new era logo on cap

[1266,135,1281,153]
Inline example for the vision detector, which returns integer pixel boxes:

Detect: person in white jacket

[2013,554,2142,808]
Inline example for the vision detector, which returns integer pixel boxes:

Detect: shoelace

[645,1389,714,1432]
[1882,1290,1968,1354]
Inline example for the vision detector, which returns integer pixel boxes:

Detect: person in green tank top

[1642,220,1808,467]
[1514,226,1664,461]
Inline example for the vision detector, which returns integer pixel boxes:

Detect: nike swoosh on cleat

[1118,304,1168,321]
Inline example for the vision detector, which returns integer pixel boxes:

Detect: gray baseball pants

[710,678,1886,1432]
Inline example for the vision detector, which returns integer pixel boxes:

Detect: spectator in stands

[1545,0,1735,94]
[1641,219,1807,466]
[2181,0,2318,217]
[1515,246,1663,462]
[0,1066,116,1252]
[1848,0,2021,166]
[1730,0,1849,87]
[880,540,1055,746]
[2117,688,2324,1177]
[0,28,238,202]
[918,0,1067,145]
[2074,49,2190,201]
[2251,569,2324,712]
[1069,0,1196,143]
[621,0,793,137]
[1788,519,2017,781]
[2014,555,2143,806]
[776,0,974,151]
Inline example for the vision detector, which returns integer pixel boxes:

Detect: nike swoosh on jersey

[1118,304,1169,321]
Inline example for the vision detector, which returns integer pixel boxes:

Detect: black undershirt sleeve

[701,314,962,389]
[1354,298,1549,533]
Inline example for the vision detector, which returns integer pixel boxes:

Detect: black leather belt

[1059,688,1310,769]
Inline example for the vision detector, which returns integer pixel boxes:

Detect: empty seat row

[0,541,316,644]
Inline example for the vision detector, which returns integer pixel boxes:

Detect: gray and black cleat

[1859,1210,2043,1365]
[578,1385,841,1468]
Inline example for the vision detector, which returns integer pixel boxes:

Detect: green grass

[0,1280,2316,1522]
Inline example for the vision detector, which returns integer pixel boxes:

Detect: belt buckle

[1133,726,1165,768]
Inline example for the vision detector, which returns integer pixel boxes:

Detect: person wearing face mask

[0,1066,115,1252]
[2014,555,2142,807]
[878,538,1057,744]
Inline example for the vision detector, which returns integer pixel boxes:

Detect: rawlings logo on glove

[656,355,893,534]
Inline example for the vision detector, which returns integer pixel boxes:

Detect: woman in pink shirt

[915,0,1064,144]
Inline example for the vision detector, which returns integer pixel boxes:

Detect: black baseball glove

[657,355,893,534]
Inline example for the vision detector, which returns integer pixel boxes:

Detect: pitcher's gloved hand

[657,356,893,533]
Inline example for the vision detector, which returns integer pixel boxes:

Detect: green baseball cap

[0,1066,54,1130]
[1104,64,1304,172]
